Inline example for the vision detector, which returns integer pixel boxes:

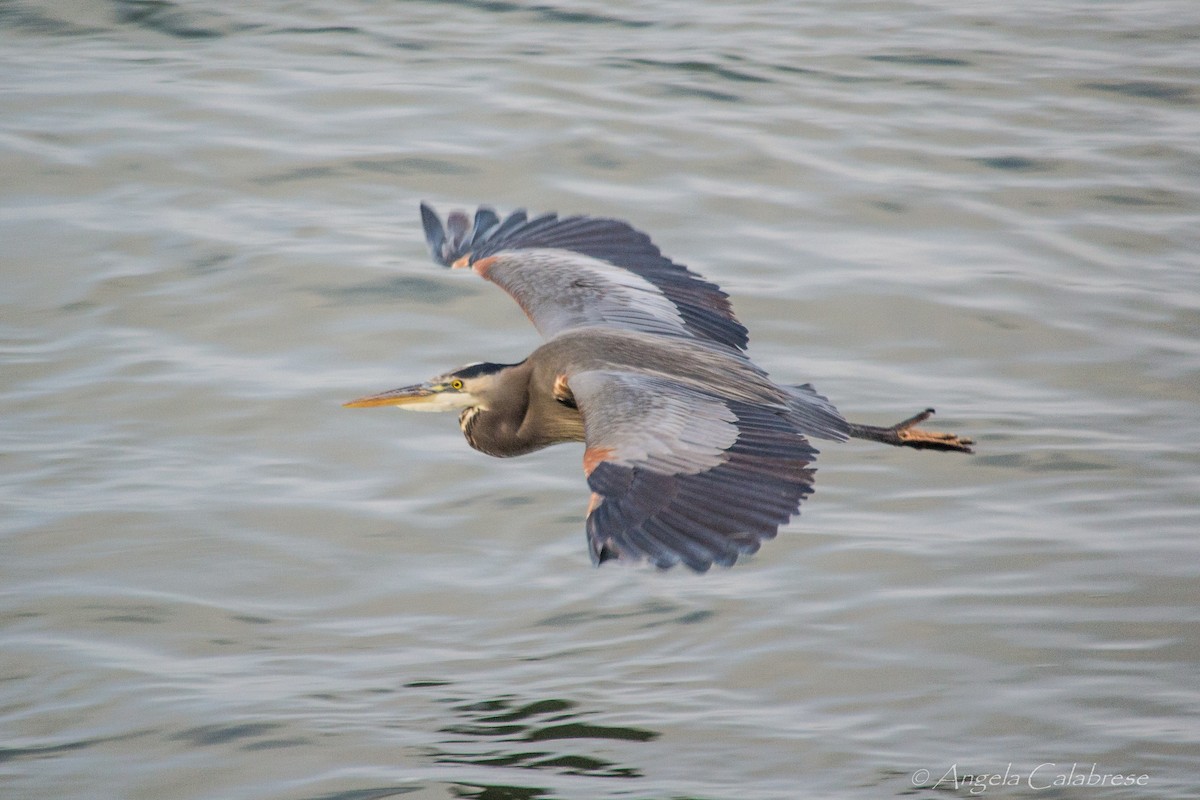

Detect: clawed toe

[847,408,974,453]
[892,409,974,453]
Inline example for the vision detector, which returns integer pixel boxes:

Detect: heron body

[346,204,972,571]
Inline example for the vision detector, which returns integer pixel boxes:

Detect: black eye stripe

[450,361,507,380]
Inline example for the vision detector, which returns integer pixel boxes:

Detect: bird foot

[848,408,974,453]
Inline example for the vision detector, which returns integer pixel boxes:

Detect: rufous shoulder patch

[472,255,498,276]
[583,446,614,476]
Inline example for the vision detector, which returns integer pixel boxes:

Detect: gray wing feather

[570,370,820,572]
[420,203,749,350]
[482,249,695,342]
[571,371,737,475]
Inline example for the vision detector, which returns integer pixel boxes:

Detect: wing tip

[586,491,758,574]
[419,201,507,267]
[589,536,742,573]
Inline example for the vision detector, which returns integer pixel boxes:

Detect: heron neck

[460,361,532,457]
[460,360,584,457]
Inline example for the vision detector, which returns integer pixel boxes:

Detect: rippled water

[3,2,1199,798]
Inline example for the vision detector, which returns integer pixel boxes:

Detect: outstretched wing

[568,370,819,572]
[420,203,750,351]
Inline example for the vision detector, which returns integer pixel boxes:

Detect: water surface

[3,2,1199,798]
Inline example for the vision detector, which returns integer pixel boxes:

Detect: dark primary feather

[421,204,501,265]
[419,202,750,351]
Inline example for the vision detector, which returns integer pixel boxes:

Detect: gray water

[3,2,1199,798]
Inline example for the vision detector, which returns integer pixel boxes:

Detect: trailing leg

[847,408,973,453]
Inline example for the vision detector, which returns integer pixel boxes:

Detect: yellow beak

[342,384,433,408]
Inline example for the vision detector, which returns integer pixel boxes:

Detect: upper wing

[568,369,820,572]
[420,203,750,351]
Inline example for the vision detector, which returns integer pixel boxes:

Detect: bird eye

[450,379,464,390]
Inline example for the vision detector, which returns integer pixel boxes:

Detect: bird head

[343,362,508,413]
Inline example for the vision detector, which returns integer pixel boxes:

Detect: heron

[345,203,973,572]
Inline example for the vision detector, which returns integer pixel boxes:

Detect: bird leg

[846,408,974,453]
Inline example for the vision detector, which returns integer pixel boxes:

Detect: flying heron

[345,203,973,572]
